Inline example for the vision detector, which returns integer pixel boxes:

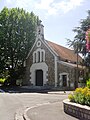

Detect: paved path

[0,92,67,120]
[0,91,77,120]
[26,101,78,120]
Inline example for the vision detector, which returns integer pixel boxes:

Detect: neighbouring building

[23,21,84,90]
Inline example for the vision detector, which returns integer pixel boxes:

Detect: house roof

[46,40,82,63]
[59,61,85,69]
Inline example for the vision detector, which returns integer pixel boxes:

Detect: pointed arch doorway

[36,70,43,86]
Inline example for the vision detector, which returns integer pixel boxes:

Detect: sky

[0,0,90,47]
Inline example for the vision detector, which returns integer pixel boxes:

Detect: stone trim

[26,37,38,59]
[26,21,44,59]
[26,22,58,60]
[59,73,69,87]
[30,62,48,86]
[33,48,45,63]
[27,38,57,60]
[58,61,76,68]
[63,99,90,120]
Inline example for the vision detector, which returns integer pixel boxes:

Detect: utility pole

[75,42,79,89]
[77,49,79,87]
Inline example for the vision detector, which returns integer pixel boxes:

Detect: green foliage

[68,87,90,106]
[86,78,90,88]
[68,94,75,102]
[67,10,90,68]
[0,7,39,85]
[16,79,22,86]
[0,78,6,84]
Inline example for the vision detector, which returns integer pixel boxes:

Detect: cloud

[5,0,33,10]
[5,0,14,6]
[35,0,54,10]
[35,0,84,15]
[15,0,32,9]
[35,0,57,15]
[54,0,84,13]
[3,0,84,16]
[6,0,12,4]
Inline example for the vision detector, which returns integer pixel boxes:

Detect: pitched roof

[59,61,85,69]
[46,40,82,63]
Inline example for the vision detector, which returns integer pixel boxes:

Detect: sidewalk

[48,91,73,95]
[24,102,78,120]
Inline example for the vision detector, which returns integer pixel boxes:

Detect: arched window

[34,53,36,63]
[38,51,40,62]
[33,49,45,63]
[41,50,45,62]
[41,51,44,62]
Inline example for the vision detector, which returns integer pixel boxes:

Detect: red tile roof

[46,40,82,63]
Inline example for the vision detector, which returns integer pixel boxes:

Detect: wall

[23,39,55,86]
[57,61,75,89]
[63,99,90,120]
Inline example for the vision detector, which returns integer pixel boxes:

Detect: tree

[67,10,90,73]
[0,7,38,85]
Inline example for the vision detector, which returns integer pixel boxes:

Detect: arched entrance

[36,70,43,86]
[30,63,48,86]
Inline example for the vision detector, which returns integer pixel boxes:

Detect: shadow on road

[0,86,73,94]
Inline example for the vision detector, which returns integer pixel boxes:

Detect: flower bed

[68,87,90,106]
[63,87,90,119]
[63,99,90,120]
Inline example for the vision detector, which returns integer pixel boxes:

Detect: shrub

[68,94,75,102]
[85,88,90,106]
[68,87,90,106]
[86,78,90,88]
[0,78,6,84]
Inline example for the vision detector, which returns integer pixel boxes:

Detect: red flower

[86,29,90,51]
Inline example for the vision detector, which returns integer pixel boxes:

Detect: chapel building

[23,21,83,90]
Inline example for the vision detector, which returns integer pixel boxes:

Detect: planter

[63,99,90,120]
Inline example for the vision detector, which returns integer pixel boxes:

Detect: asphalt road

[0,92,77,120]
[27,101,78,120]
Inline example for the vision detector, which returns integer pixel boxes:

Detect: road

[27,101,78,120]
[0,92,77,120]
